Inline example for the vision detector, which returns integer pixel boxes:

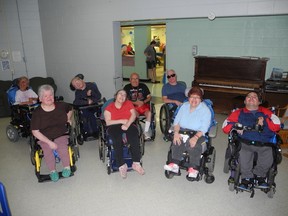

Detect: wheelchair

[30,124,79,182]
[138,101,156,141]
[98,99,145,175]
[164,99,218,183]
[72,98,105,145]
[223,123,282,198]
[6,81,62,143]
[6,103,39,142]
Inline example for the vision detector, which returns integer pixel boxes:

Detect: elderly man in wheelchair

[160,69,187,138]
[164,87,217,183]
[124,72,156,141]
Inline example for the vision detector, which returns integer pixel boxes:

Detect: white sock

[144,121,150,133]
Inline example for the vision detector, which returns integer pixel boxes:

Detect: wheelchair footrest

[37,172,74,183]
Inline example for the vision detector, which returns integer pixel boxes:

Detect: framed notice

[1,60,10,71]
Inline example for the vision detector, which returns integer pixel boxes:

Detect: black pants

[107,124,141,167]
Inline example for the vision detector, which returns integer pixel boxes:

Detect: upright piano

[192,56,268,114]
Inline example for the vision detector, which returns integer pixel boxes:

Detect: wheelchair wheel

[229,163,240,192]
[107,165,111,175]
[98,123,106,163]
[136,121,145,156]
[30,137,36,165]
[165,170,175,179]
[206,147,216,174]
[6,125,19,142]
[229,182,235,191]
[150,103,156,140]
[140,133,145,156]
[204,174,215,184]
[160,105,170,134]
[77,134,84,145]
[267,188,275,198]
[223,158,230,174]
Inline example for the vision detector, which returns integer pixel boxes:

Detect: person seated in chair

[71,76,102,105]
[162,69,186,109]
[71,75,102,138]
[164,87,211,179]
[14,76,38,105]
[104,89,145,179]
[124,72,152,140]
[31,85,73,182]
[222,91,281,189]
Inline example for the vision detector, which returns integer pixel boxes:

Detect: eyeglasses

[167,74,176,79]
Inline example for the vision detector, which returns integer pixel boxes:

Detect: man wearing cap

[164,86,211,180]
[162,69,186,107]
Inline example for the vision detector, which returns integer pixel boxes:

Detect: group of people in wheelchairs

[5,70,283,199]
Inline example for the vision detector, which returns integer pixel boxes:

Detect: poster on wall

[1,60,10,71]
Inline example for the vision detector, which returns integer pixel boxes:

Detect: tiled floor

[1,107,288,216]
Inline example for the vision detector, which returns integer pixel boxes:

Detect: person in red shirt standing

[104,89,145,179]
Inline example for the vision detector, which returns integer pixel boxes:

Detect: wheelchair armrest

[208,124,218,138]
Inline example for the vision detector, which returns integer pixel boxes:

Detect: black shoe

[256,177,269,189]
[238,178,254,191]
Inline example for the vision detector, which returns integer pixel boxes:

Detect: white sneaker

[188,167,199,178]
[164,163,179,173]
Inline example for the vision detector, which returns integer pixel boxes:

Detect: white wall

[37,0,288,103]
[0,0,46,81]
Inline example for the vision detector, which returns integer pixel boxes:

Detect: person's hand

[87,90,92,96]
[175,101,182,106]
[48,141,57,150]
[236,130,244,135]
[87,98,93,105]
[173,133,182,145]
[257,116,264,126]
[121,124,129,131]
[189,137,197,148]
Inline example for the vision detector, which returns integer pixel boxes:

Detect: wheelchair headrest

[100,98,114,119]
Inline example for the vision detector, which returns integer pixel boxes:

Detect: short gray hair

[38,84,54,98]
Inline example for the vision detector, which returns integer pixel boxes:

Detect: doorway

[121,25,166,83]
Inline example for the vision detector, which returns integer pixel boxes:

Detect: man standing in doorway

[144,40,159,83]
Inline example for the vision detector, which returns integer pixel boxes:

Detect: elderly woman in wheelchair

[164,87,216,182]
[31,85,75,182]
[103,89,145,179]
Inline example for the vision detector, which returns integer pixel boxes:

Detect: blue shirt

[173,102,211,134]
[162,82,186,103]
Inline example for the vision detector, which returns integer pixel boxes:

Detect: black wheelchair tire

[6,125,20,142]
[160,105,170,134]
[204,174,215,184]
[223,158,230,174]
[165,170,175,179]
